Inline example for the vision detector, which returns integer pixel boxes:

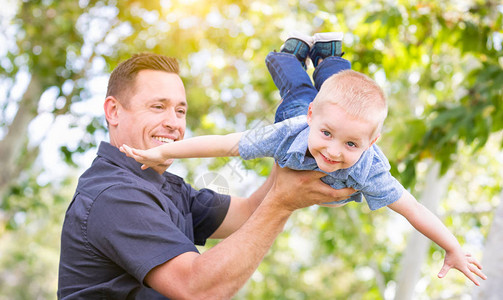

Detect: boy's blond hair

[312,70,387,139]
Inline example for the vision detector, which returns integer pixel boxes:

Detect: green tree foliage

[0,0,501,298]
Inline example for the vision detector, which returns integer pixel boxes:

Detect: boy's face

[306,102,378,173]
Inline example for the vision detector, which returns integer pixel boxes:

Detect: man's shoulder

[76,156,153,201]
[80,155,132,183]
[163,171,187,185]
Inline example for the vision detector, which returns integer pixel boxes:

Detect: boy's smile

[306,102,378,173]
[320,152,342,165]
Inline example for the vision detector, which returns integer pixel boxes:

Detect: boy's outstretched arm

[387,191,487,286]
[120,132,244,169]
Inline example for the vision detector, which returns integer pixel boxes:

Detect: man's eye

[177,109,186,115]
[153,105,163,110]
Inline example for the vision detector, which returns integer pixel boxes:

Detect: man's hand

[267,165,355,212]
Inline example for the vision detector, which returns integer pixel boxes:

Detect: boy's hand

[120,144,172,170]
[438,251,487,286]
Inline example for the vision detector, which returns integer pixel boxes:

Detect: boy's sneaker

[309,32,344,68]
[280,31,315,69]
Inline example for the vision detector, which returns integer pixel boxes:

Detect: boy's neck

[305,148,313,158]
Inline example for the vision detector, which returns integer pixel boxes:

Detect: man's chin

[152,159,174,173]
[163,159,175,167]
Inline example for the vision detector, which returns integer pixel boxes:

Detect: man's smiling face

[108,69,187,163]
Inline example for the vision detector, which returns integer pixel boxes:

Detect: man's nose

[162,109,181,129]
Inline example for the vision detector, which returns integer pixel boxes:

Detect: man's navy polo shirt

[58,142,230,299]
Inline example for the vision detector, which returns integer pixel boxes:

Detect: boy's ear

[307,103,314,125]
[104,96,120,126]
[369,134,380,147]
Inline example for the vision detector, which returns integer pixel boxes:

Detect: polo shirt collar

[346,146,374,185]
[97,142,165,189]
[287,126,311,163]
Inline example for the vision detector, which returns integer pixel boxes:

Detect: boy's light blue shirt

[239,115,405,210]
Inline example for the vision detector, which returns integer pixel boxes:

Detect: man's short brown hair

[106,53,180,108]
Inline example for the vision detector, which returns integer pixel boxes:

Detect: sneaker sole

[287,31,315,47]
[313,32,344,42]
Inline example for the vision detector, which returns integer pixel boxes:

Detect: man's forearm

[190,198,292,299]
[148,194,293,300]
[147,168,356,299]
[246,164,276,212]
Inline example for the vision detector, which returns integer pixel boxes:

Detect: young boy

[120,33,486,285]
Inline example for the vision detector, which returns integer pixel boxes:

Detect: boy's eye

[322,130,331,137]
[347,141,357,148]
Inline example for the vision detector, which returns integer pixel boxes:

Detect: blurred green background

[0,0,502,299]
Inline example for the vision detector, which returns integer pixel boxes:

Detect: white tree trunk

[394,162,449,300]
[0,76,41,197]
[472,191,503,300]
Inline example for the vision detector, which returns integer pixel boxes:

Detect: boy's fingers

[119,146,128,154]
[465,253,486,279]
[437,263,451,278]
[131,148,142,156]
[455,262,486,286]
[469,263,487,280]
[438,254,486,285]
[120,144,134,156]
[464,270,480,286]
[468,255,483,270]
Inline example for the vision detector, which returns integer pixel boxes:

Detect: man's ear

[307,103,314,126]
[104,96,120,126]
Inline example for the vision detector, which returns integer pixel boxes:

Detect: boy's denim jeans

[265,52,351,123]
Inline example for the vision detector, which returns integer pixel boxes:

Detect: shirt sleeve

[184,184,231,245]
[86,185,198,284]
[361,159,405,211]
[239,121,288,160]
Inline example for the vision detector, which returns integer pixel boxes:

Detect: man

[58,53,354,299]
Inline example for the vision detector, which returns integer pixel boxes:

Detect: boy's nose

[326,146,342,159]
